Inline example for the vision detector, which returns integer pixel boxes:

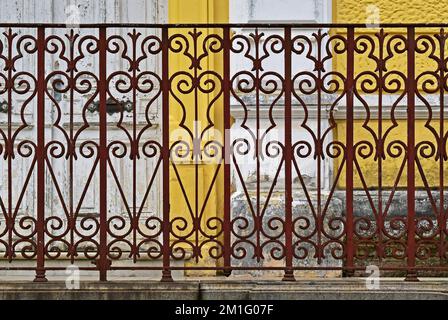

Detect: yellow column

[168,0,228,274]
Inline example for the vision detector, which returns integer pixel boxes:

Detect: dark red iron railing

[0,23,448,282]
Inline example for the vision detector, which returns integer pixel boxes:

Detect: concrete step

[0,279,447,300]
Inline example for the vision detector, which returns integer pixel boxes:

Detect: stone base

[0,279,447,300]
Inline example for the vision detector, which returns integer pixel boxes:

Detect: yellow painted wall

[334,0,448,24]
[168,0,228,272]
[333,0,448,188]
[335,120,448,188]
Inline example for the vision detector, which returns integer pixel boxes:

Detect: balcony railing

[0,23,448,282]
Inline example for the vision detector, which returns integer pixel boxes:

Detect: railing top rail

[0,22,447,29]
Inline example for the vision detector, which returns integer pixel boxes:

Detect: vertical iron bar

[223,26,232,276]
[193,27,199,263]
[255,28,261,262]
[282,26,295,281]
[377,30,384,262]
[161,27,173,282]
[132,31,138,263]
[439,28,445,264]
[345,27,355,277]
[98,27,108,281]
[316,30,323,263]
[405,26,418,281]
[69,32,75,265]
[7,28,12,263]
[34,27,47,282]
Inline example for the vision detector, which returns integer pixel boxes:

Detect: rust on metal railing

[0,23,447,282]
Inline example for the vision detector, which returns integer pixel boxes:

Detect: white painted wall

[229,0,335,195]
[0,1,168,246]
[0,0,168,24]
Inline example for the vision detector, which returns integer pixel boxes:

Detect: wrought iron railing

[0,23,448,282]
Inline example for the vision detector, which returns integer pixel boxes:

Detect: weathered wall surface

[334,0,448,188]
[0,0,169,266]
[0,0,167,24]
[334,0,448,23]
[228,0,343,276]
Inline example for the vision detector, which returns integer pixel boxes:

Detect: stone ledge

[0,279,447,300]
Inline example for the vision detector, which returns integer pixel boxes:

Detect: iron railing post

[98,27,109,281]
[6,28,12,265]
[282,26,295,281]
[161,26,173,282]
[405,26,418,281]
[223,26,232,277]
[34,26,47,283]
[438,28,446,266]
[345,26,355,277]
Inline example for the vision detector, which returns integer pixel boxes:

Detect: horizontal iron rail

[1,266,448,271]
[0,23,447,28]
